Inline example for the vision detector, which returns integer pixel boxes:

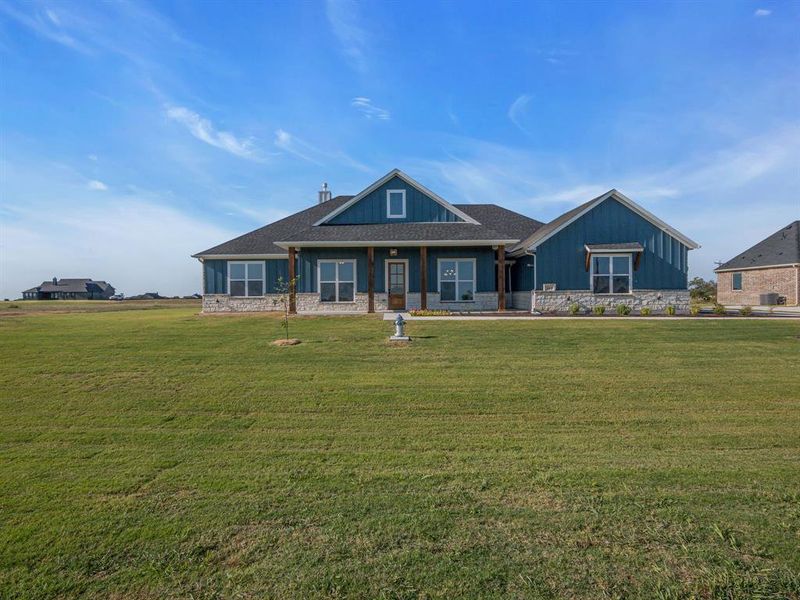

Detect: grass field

[1,303,799,598]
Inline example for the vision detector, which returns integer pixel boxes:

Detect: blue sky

[1,0,798,298]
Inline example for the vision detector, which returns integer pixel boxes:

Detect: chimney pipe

[318,182,332,204]
[52,277,58,285]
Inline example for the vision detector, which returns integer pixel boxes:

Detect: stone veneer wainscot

[531,290,690,313]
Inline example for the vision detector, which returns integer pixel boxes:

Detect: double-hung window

[439,259,475,302]
[732,272,743,291]
[319,259,356,302]
[386,190,406,218]
[592,255,631,294]
[229,262,264,296]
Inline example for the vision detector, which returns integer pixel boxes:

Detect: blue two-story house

[194,169,699,313]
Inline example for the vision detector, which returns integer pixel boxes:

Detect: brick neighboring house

[715,221,800,306]
[22,278,115,300]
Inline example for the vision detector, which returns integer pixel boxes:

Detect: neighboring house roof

[510,189,700,255]
[194,199,541,256]
[715,220,800,272]
[30,278,112,294]
[313,169,480,226]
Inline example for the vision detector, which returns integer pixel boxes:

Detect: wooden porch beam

[420,246,428,310]
[497,245,506,312]
[367,246,375,313]
[288,246,297,314]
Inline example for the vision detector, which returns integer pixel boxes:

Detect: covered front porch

[286,244,510,314]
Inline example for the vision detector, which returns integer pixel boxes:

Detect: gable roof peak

[510,188,700,254]
[312,168,481,226]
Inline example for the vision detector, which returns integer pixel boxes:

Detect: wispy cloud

[508,94,533,134]
[0,1,90,52]
[325,0,369,72]
[351,97,390,120]
[274,129,371,172]
[87,179,108,191]
[274,129,323,165]
[166,106,262,161]
[754,8,772,17]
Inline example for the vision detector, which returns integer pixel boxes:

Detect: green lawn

[1,305,799,598]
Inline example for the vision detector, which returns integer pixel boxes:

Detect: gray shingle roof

[195,200,544,255]
[194,196,353,256]
[509,192,605,253]
[716,220,800,271]
[585,242,644,251]
[31,278,112,293]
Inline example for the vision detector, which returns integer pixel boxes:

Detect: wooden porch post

[420,246,428,310]
[288,246,297,314]
[367,246,375,313]
[497,245,506,312]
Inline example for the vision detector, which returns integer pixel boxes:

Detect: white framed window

[386,189,406,219]
[732,272,742,291]
[318,259,356,302]
[591,254,632,294]
[228,261,264,297]
[438,258,476,302]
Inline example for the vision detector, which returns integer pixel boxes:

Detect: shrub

[592,305,606,315]
[665,305,676,316]
[616,304,631,316]
[568,303,581,315]
[713,303,726,316]
[689,305,700,316]
[739,305,753,316]
[640,307,652,316]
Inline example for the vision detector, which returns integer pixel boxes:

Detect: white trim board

[275,239,518,249]
[312,168,481,226]
[513,189,700,255]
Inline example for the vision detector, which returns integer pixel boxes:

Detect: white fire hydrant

[390,314,410,341]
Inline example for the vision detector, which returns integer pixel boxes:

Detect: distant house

[22,278,115,300]
[194,168,699,314]
[715,220,799,306]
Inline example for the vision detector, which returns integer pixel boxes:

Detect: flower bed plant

[408,309,451,316]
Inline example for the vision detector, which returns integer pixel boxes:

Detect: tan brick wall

[716,266,799,306]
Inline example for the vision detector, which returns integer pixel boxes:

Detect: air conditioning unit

[543,283,557,292]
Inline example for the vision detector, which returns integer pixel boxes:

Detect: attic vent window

[386,190,406,219]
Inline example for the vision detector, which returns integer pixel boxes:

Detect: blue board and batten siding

[203,259,288,294]
[534,198,689,291]
[298,246,497,293]
[206,247,498,295]
[326,176,464,224]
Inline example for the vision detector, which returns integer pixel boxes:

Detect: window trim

[437,257,477,302]
[590,253,633,294]
[732,272,743,291]
[317,259,357,303]
[386,189,406,219]
[228,260,265,297]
